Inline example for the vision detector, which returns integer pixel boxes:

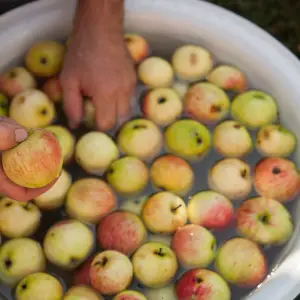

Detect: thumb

[0,117,28,151]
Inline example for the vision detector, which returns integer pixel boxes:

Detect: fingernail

[15,128,28,143]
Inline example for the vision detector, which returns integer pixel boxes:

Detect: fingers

[0,117,27,151]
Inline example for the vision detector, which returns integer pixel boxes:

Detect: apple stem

[155,248,164,257]
[172,204,182,212]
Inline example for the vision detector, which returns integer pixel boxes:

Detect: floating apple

[124,33,149,64]
[42,77,62,103]
[0,93,8,116]
[64,285,103,300]
[144,284,177,300]
[120,196,148,216]
[113,290,147,300]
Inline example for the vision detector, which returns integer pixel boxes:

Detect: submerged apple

[42,77,63,103]
[113,290,147,300]
[64,285,103,300]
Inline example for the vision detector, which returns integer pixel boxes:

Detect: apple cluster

[0,33,298,300]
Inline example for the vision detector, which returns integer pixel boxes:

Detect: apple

[45,125,75,164]
[137,57,174,88]
[0,197,41,238]
[2,128,63,189]
[208,158,252,201]
[9,89,55,128]
[64,285,103,300]
[176,268,231,300]
[141,87,183,126]
[256,124,297,157]
[66,178,117,224]
[132,242,178,288]
[144,284,177,300]
[75,131,119,175]
[215,237,267,287]
[213,120,253,157]
[0,67,37,97]
[15,272,64,300]
[184,82,230,124]
[254,157,299,203]
[90,250,133,295]
[106,156,149,195]
[172,81,189,99]
[97,211,147,256]
[120,196,148,216]
[172,44,213,81]
[114,290,147,300]
[207,64,248,92]
[42,77,63,103]
[25,40,65,77]
[124,33,149,64]
[43,220,94,270]
[236,196,293,245]
[142,191,188,234]
[0,93,8,116]
[117,118,163,161]
[165,119,211,161]
[150,154,194,196]
[187,190,234,229]
[34,169,72,210]
[83,99,96,129]
[0,238,46,286]
[147,234,172,247]
[73,255,95,286]
[171,224,216,269]
[231,90,278,129]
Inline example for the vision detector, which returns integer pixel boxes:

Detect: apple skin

[34,169,72,210]
[9,89,56,129]
[0,238,46,286]
[187,190,234,230]
[150,154,194,196]
[0,67,37,97]
[124,33,149,64]
[2,128,63,189]
[0,197,41,238]
[42,77,62,103]
[236,197,293,245]
[254,157,299,203]
[15,272,64,300]
[43,220,94,270]
[215,237,267,287]
[66,178,117,224]
[25,40,66,77]
[176,268,231,300]
[97,211,147,256]
[113,290,147,300]
[89,250,133,295]
[132,242,178,288]
[142,191,188,234]
[144,284,177,300]
[171,224,216,269]
[64,285,103,300]
[0,93,8,116]
[120,196,148,216]
[73,255,95,286]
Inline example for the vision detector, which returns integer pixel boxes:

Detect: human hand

[0,117,56,201]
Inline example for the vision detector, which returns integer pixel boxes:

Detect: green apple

[0,93,8,116]
[64,285,103,300]
[120,196,148,216]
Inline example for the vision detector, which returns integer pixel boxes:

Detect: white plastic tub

[0,0,300,299]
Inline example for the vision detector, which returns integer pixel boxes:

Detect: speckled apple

[75,131,119,175]
[254,157,299,203]
[213,120,253,157]
[0,67,37,97]
[9,89,55,128]
[117,118,163,161]
[90,250,133,295]
[172,44,213,81]
[120,196,148,216]
[42,77,62,103]
[142,191,188,234]
[144,284,177,300]
[176,268,231,300]
[171,224,216,269]
[236,197,293,245]
[150,154,194,196]
[43,220,94,270]
[132,242,178,288]
[187,190,234,229]
[0,238,46,286]
[106,156,149,195]
[64,285,103,300]
[215,237,267,287]
[208,158,252,201]
[0,197,41,238]
[231,90,278,129]
[0,93,8,116]
[207,65,247,92]
[2,128,63,189]
[184,82,230,124]
[256,124,296,157]
[66,178,117,224]
[97,211,147,256]
[124,33,149,64]
[25,40,65,77]
[141,88,183,126]
[113,290,147,300]
[165,119,211,161]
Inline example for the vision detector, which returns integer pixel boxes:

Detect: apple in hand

[2,128,63,188]
[113,290,147,300]
[64,285,103,300]
[90,250,133,295]
[42,77,62,103]
[43,220,94,270]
